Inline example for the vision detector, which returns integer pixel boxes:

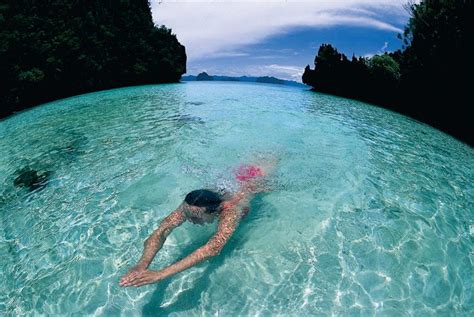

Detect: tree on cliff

[303,0,472,145]
[397,0,473,138]
[0,0,187,117]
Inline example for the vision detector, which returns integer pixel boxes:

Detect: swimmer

[119,159,277,287]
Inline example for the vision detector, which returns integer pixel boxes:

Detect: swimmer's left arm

[122,208,240,287]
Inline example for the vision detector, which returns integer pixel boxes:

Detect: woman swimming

[119,160,276,287]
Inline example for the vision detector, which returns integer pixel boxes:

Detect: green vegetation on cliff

[303,0,473,145]
[0,0,186,118]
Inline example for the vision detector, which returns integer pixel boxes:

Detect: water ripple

[0,83,472,315]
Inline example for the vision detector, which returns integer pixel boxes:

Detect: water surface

[0,82,472,315]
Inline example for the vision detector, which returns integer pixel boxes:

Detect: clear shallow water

[0,82,472,315]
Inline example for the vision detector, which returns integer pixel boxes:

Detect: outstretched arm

[121,207,241,287]
[119,208,185,287]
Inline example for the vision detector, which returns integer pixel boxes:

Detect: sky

[151,0,414,82]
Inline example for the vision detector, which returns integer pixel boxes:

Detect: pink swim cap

[235,165,264,182]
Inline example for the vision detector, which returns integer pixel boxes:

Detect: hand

[119,264,146,287]
[119,270,164,287]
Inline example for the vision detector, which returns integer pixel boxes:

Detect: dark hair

[185,189,223,213]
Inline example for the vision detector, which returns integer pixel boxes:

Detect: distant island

[0,0,186,118]
[302,0,472,146]
[182,72,307,88]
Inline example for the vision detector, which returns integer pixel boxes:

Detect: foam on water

[0,82,472,315]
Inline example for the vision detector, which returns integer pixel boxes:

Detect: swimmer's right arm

[119,208,185,286]
[138,209,186,268]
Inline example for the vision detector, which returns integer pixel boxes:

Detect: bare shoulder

[220,204,240,221]
[205,205,240,254]
[218,201,249,230]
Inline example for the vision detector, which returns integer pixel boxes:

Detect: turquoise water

[0,82,472,315]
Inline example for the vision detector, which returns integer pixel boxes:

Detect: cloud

[208,51,250,58]
[264,64,304,79]
[151,0,410,60]
[363,41,390,58]
[252,55,286,60]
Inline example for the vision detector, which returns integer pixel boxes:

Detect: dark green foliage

[398,0,472,144]
[303,44,399,106]
[303,0,473,145]
[0,0,186,117]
